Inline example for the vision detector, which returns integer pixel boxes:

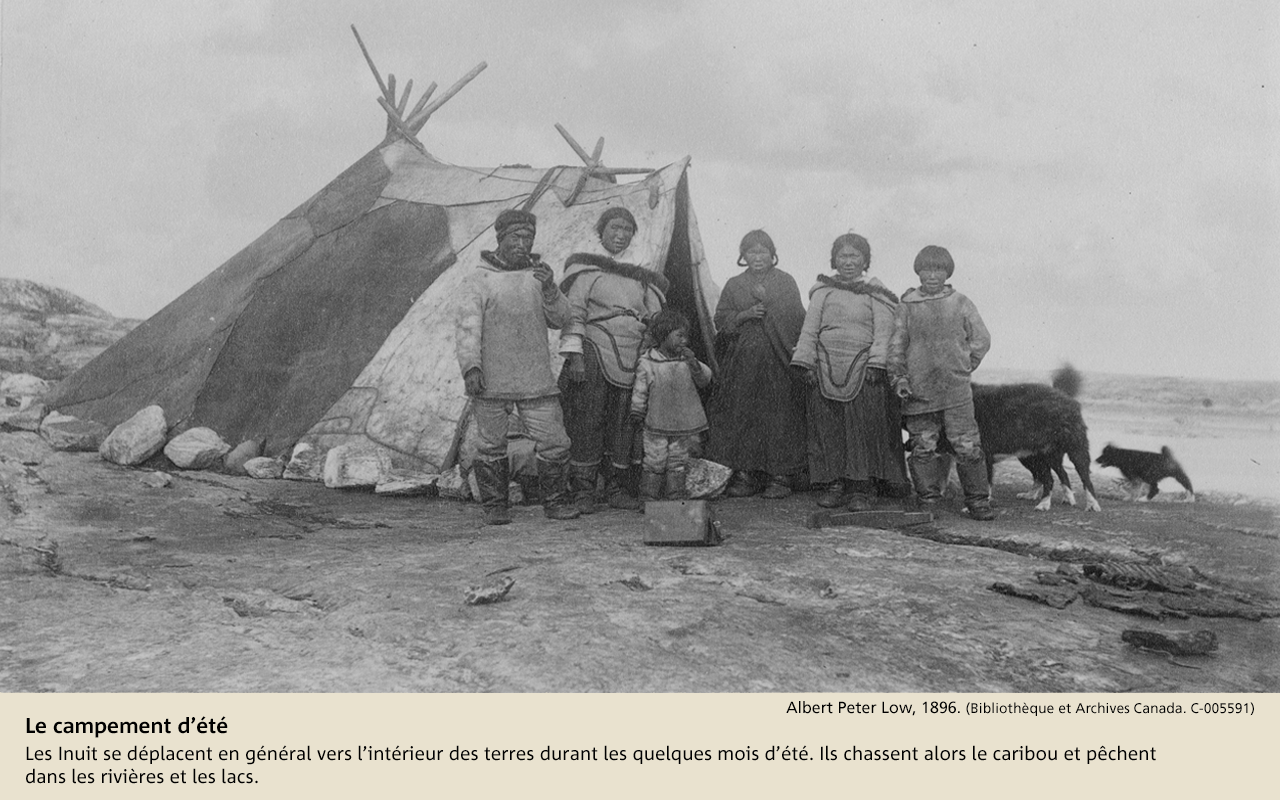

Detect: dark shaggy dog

[937,365,1100,511]
[1096,444,1195,502]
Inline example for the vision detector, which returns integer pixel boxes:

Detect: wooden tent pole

[383,74,399,136]
[377,96,426,153]
[408,81,437,122]
[350,25,392,103]
[397,78,413,116]
[407,61,488,133]
[555,123,595,166]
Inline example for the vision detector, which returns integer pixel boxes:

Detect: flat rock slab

[39,412,109,452]
[1122,629,1219,656]
[243,456,285,479]
[374,474,438,496]
[806,510,933,530]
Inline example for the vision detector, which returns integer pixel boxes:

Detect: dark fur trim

[813,274,899,304]
[481,250,544,272]
[559,252,671,294]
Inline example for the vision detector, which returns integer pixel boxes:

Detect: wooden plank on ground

[806,510,933,530]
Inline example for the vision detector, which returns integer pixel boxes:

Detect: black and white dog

[1096,444,1195,502]
[937,365,1100,511]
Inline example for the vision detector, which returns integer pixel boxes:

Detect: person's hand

[531,259,556,291]
[736,303,765,324]
[792,364,817,386]
[679,346,698,365]
[893,377,912,400]
[464,368,486,397]
[564,352,586,383]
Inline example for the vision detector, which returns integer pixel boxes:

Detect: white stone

[323,444,390,489]
[139,471,173,489]
[244,456,285,479]
[39,411,109,452]
[687,457,733,499]
[374,472,439,496]
[99,405,167,466]
[0,372,50,400]
[282,442,323,481]
[163,427,231,470]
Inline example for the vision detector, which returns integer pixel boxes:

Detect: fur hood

[560,252,671,295]
[811,274,899,304]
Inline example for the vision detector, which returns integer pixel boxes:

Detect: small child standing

[629,309,713,500]
[887,245,995,520]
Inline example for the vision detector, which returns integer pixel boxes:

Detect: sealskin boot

[725,471,758,497]
[955,457,997,521]
[845,479,875,511]
[760,475,792,499]
[606,464,642,511]
[664,466,689,500]
[473,458,511,526]
[569,463,599,515]
[908,455,945,507]
[845,493,874,512]
[817,480,848,508]
[538,459,581,521]
[640,469,665,502]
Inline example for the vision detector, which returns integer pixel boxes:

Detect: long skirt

[706,325,806,478]
[806,378,908,487]
[558,342,640,470]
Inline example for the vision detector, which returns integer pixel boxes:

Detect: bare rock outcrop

[0,278,140,380]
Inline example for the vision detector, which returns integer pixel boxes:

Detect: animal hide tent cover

[46,138,720,478]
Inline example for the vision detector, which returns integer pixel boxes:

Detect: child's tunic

[630,348,713,435]
[887,285,990,415]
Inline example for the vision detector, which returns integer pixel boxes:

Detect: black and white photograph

[2,0,1277,694]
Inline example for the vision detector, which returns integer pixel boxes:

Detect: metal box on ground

[643,499,723,546]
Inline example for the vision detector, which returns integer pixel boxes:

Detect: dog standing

[937,365,1101,511]
[1096,444,1195,502]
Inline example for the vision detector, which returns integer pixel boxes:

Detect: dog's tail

[1162,446,1195,495]
[1052,363,1083,398]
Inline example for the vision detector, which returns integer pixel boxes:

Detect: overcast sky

[2,0,1277,380]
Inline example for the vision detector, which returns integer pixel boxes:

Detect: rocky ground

[2,429,1276,693]
[0,277,138,381]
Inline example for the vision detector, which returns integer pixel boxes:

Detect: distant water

[979,369,1280,502]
